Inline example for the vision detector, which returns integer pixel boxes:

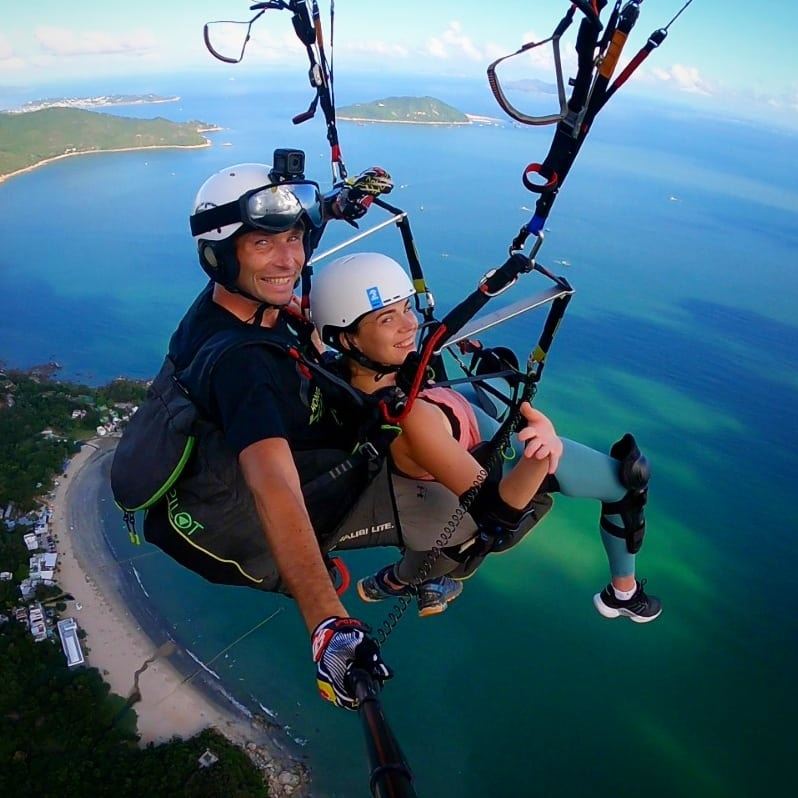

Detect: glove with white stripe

[328,166,394,223]
[311,616,393,710]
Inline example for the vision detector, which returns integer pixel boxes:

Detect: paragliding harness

[111,306,400,595]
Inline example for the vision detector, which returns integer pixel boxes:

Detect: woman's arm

[390,400,484,495]
[392,399,562,510]
[499,402,562,509]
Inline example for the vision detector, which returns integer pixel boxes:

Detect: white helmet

[311,252,415,347]
[191,163,273,243]
[189,161,323,291]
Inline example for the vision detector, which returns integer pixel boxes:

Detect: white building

[19,579,35,599]
[29,553,56,582]
[0,572,12,581]
[29,604,47,642]
[23,532,39,551]
[57,618,85,667]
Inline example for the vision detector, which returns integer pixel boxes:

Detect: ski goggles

[190,180,323,237]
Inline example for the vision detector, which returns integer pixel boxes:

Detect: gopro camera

[270,148,306,182]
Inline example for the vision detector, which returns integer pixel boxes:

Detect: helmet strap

[338,339,401,379]
[249,302,270,327]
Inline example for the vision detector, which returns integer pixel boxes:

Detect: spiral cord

[374,385,532,646]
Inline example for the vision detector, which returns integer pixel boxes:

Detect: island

[338,96,470,125]
[0,107,219,183]
[14,94,180,113]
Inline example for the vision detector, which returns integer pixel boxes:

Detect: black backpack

[111,327,398,593]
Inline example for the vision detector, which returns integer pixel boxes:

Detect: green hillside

[338,96,468,124]
[0,107,212,178]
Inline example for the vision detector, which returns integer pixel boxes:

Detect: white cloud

[341,39,409,59]
[0,33,13,60]
[34,26,157,57]
[200,21,303,63]
[426,36,447,60]
[651,63,713,96]
[755,88,798,114]
[425,21,489,62]
[0,32,26,71]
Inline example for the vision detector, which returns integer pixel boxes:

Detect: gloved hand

[327,166,393,223]
[311,616,393,710]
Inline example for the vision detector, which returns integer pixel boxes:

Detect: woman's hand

[516,402,563,475]
[289,295,325,353]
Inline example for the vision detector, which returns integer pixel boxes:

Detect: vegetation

[338,95,468,123]
[0,625,267,797]
[0,107,213,178]
[0,368,270,796]
[0,369,145,511]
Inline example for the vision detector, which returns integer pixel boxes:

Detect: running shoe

[593,578,662,623]
[417,576,463,618]
[357,564,411,603]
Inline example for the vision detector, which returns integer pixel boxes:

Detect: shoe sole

[592,593,662,624]
[356,580,402,603]
[356,581,379,603]
[417,582,463,618]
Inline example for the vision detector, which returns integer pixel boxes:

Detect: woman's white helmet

[311,252,415,347]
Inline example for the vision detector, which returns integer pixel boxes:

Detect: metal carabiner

[510,230,544,266]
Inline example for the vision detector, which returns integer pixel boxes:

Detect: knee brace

[600,433,650,554]
[442,482,552,578]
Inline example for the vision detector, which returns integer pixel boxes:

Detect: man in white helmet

[159,157,392,711]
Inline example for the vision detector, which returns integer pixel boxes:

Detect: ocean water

[3,72,798,797]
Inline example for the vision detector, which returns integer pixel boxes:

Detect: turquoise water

[3,74,798,796]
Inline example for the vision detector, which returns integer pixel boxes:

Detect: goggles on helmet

[190,180,323,237]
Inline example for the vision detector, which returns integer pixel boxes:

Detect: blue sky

[1,1,796,121]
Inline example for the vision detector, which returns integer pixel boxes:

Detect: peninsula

[13,93,180,113]
[0,107,218,183]
[338,96,469,125]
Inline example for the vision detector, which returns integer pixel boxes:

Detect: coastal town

[0,368,309,795]
[0,392,135,661]
[8,94,180,114]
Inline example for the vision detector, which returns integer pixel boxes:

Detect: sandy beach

[52,438,309,794]
[0,140,211,185]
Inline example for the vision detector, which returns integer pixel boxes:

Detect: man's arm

[238,437,347,632]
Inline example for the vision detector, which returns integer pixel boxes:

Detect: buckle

[358,441,380,461]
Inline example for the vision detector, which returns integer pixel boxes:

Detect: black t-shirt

[168,284,352,456]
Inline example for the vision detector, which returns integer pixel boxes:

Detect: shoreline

[0,140,212,185]
[338,113,503,126]
[14,97,181,112]
[338,115,470,125]
[53,439,309,795]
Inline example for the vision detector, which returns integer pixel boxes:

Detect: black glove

[311,616,393,710]
[327,166,394,223]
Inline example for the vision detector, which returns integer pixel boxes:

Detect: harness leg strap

[600,433,650,554]
[443,483,554,579]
